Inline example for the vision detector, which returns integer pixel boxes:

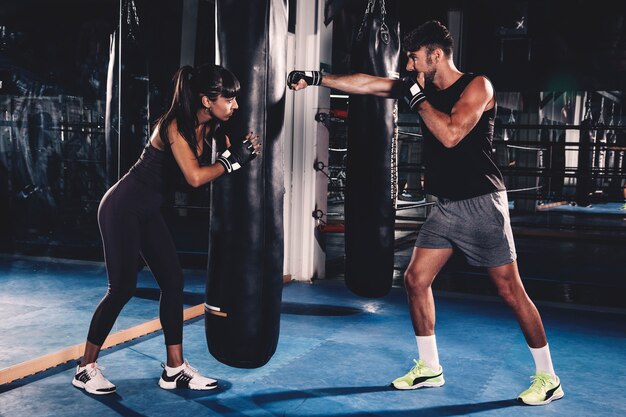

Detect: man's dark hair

[402,20,454,57]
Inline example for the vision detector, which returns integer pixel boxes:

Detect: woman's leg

[139,213,217,390]
[139,212,184,366]
[81,187,142,365]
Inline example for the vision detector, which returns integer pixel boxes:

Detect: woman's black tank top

[127,124,219,193]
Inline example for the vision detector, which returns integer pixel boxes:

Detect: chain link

[391,102,399,209]
[356,0,376,41]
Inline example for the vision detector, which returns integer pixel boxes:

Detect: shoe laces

[87,364,105,378]
[528,373,552,392]
[410,359,427,375]
[181,360,198,378]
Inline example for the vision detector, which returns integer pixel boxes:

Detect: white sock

[165,362,186,375]
[416,335,440,370]
[529,344,556,379]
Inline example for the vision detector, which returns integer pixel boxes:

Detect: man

[288,20,563,406]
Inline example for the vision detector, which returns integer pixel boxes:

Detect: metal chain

[124,0,139,41]
[356,0,391,44]
[379,0,390,44]
[357,0,377,41]
[391,102,399,209]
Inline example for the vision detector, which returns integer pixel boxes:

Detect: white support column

[284,0,332,281]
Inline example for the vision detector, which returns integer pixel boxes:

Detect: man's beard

[424,68,436,85]
[423,54,436,85]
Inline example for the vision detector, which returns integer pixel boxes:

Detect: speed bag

[204,0,287,368]
[345,0,400,298]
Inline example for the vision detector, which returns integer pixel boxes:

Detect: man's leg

[487,261,564,405]
[487,261,546,347]
[391,247,453,390]
[405,247,454,337]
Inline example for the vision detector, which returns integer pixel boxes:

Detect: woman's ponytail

[157,65,197,154]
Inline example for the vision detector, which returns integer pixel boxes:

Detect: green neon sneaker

[517,372,564,405]
[391,359,445,390]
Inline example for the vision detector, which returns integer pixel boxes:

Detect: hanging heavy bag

[204,0,287,368]
[575,99,594,207]
[344,0,399,298]
[105,0,148,187]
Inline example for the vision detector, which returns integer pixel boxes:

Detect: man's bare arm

[417,76,494,148]
[321,73,400,97]
[288,71,402,98]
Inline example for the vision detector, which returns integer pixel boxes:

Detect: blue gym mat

[0,256,625,416]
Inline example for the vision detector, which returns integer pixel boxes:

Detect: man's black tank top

[421,73,505,200]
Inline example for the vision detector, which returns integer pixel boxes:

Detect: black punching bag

[205,0,287,368]
[576,97,594,207]
[345,0,399,298]
[105,0,149,188]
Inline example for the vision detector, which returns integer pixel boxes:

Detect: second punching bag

[204,0,287,368]
[345,0,399,298]
[576,95,594,207]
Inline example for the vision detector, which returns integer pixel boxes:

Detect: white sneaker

[158,360,218,390]
[72,362,116,395]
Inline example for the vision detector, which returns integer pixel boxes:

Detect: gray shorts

[415,191,517,267]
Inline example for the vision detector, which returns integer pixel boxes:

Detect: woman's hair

[155,64,240,156]
[402,20,454,58]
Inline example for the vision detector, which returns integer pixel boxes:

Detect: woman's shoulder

[153,118,183,148]
[149,120,169,150]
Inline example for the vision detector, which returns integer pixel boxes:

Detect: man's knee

[492,276,527,307]
[404,268,431,294]
[495,283,516,304]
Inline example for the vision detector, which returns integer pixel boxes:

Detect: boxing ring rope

[396,201,436,210]
[507,185,543,193]
[506,144,548,151]
[398,130,423,138]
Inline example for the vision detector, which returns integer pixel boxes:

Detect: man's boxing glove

[287,70,323,88]
[217,137,257,173]
[402,76,426,110]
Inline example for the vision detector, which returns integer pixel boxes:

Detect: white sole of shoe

[72,378,116,395]
[518,389,564,405]
[158,378,218,390]
[392,379,445,390]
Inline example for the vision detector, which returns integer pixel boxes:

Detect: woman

[72,64,260,395]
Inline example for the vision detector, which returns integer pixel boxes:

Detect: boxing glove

[217,137,257,173]
[287,70,323,88]
[402,76,426,110]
